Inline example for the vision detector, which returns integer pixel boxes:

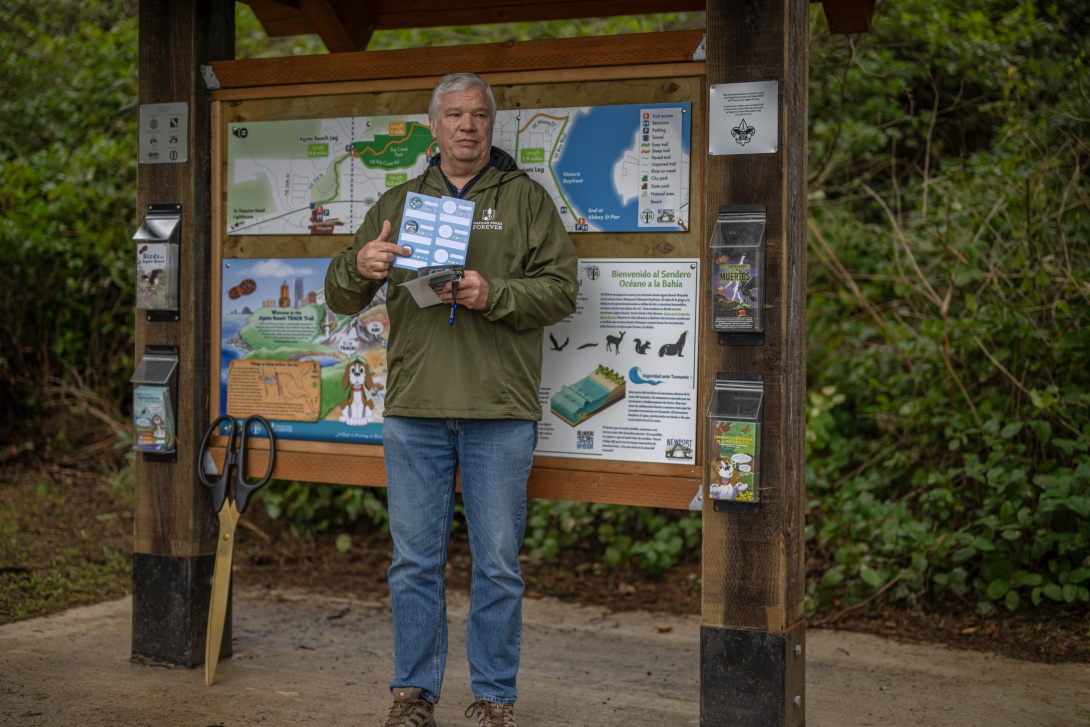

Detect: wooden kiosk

[132,2,872,725]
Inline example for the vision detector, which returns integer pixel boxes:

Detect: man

[324,73,578,727]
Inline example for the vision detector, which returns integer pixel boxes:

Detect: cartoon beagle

[339,358,381,426]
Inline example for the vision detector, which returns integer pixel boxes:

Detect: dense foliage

[1,1,1085,620]
[0,0,138,437]
[806,1,1090,615]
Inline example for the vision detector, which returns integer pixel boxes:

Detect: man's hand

[440,270,489,310]
[355,220,408,279]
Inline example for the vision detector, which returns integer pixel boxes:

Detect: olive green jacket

[324,153,578,420]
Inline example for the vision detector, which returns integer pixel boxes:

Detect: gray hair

[428,72,497,120]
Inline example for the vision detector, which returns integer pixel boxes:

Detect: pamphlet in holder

[710,205,766,346]
[134,203,181,322]
[706,373,764,513]
[130,345,179,461]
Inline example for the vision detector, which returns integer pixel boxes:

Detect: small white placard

[709,81,778,155]
[139,102,188,164]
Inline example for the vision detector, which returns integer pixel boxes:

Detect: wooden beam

[300,0,376,52]
[241,0,706,36]
[358,0,706,30]
[701,0,808,724]
[204,444,699,509]
[210,28,705,87]
[133,0,235,668]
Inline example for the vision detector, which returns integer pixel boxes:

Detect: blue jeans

[383,416,536,706]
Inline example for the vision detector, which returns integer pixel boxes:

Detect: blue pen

[449,279,458,326]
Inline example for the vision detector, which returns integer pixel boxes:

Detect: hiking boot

[383,687,436,727]
[465,700,517,727]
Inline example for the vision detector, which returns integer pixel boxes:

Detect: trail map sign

[226,103,691,236]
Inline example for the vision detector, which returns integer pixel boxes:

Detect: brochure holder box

[134,203,181,322]
[130,346,179,460]
[710,205,766,345]
[706,373,764,513]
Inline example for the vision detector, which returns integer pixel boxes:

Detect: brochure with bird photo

[136,241,178,311]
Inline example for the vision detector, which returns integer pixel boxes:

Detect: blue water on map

[552,103,690,233]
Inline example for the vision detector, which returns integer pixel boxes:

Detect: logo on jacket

[473,207,502,231]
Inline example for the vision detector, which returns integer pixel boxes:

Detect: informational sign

[708,81,778,155]
[226,359,321,422]
[219,258,387,443]
[536,258,699,464]
[225,103,691,236]
[139,102,188,164]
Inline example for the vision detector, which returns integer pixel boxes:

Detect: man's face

[429,86,494,171]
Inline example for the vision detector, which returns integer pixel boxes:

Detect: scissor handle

[234,415,276,515]
[197,415,236,512]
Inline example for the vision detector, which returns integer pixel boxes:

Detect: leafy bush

[525,500,701,575]
[805,0,1089,616]
[0,1,138,438]
[258,481,391,540]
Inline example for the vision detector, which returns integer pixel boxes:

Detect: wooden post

[701,1,808,725]
[132,0,234,666]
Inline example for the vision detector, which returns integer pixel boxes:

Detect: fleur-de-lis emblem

[731,118,756,146]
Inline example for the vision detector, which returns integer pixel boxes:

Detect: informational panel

[226,103,691,236]
[211,71,706,502]
[219,257,386,443]
[537,258,699,465]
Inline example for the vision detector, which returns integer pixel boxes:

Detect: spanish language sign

[536,258,699,464]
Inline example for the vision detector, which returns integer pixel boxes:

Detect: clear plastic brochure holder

[134,203,181,321]
[130,346,179,459]
[705,373,764,513]
[710,205,766,345]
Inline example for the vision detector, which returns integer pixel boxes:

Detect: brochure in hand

[393,192,475,271]
[398,265,464,308]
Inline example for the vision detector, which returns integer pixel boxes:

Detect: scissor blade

[205,504,240,686]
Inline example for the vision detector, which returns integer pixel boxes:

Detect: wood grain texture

[134,1,234,559]
[243,0,705,36]
[203,444,699,509]
[701,0,808,633]
[209,30,705,88]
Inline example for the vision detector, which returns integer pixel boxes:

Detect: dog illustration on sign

[339,357,382,426]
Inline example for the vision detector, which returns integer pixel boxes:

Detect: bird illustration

[549,333,569,351]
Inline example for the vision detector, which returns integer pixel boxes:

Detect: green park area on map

[348,122,435,170]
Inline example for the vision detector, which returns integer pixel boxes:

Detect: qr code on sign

[576,430,594,450]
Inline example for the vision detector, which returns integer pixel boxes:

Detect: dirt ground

[3,583,1090,726]
[2,456,1090,726]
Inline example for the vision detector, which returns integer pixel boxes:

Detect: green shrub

[525,500,701,575]
[805,0,1089,616]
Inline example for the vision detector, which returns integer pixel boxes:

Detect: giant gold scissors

[197,414,276,685]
